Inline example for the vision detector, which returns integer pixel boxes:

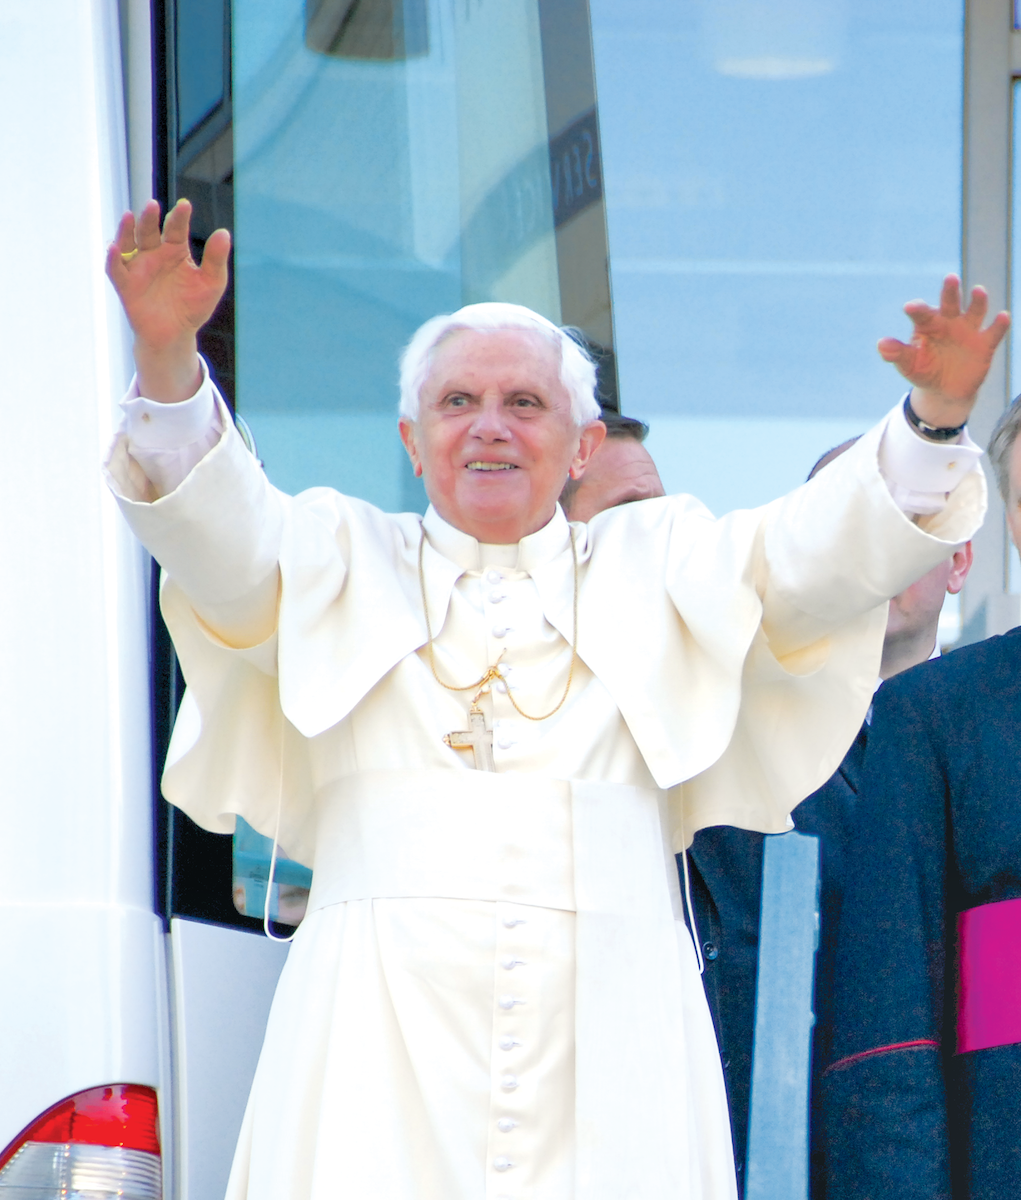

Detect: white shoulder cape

[108,410,985,865]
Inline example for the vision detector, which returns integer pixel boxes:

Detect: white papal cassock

[105,377,984,1200]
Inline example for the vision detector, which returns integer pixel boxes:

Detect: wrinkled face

[399,327,604,543]
[564,436,666,522]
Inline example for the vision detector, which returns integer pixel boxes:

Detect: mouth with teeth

[466,461,518,471]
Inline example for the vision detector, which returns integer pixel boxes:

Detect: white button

[488,590,505,603]
[502,915,525,928]
[500,1075,519,1091]
[497,736,514,749]
[492,625,508,638]
[486,569,502,584]
[498,994,520,1009]
[501,956,523,970]
[497,1118,517,1133]
[495,680,508,693]
[499,1036,519,1050]
[493,1157,513,1172]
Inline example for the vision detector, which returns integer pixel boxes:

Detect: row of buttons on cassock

[485,571,514,677]
[483,570,520,748]
[492,910,528,1195]
[483,574,528,1193]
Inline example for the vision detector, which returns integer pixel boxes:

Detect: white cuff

[120,358,220,449]
[115,358,227,498]
[877,394,983,515]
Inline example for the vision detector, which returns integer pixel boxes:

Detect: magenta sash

[957,897,1021,1054]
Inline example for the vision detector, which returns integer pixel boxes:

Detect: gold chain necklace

[418,526,579,722]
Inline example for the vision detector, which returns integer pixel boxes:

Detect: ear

[568,420,607,480]
[399,418,423,477]
[946,540,974,594]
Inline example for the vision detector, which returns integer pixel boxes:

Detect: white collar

[421,504,572,575]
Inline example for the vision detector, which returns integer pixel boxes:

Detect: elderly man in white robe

[104,199,1005,1200]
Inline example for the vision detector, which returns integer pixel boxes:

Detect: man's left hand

[878,274,1010,429]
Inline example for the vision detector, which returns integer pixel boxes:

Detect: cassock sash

[307,769,735,1200]
[957,896,1021,1054]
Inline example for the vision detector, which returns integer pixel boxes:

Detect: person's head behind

[398,303,605,543]
[560,411,666,522]
[808,436,972,676]
[988,394,1021,554]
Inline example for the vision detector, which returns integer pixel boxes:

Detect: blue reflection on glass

[177,0,226,141]
[590,0,963,516]
[233,0,461,510]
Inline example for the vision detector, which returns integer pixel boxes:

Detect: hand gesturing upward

[879,275,1010,430]
[106,199,231,403]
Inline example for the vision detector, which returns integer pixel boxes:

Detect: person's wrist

[904,391,967,442]
[906,387,971,437]
[133,335,203,404]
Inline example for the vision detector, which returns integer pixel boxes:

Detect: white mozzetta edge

[170,920,289,1200]
[0,0,157,1152]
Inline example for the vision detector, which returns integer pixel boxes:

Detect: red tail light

[0,1085,161,1199]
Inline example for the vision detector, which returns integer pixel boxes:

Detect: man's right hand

[106,199,231,403]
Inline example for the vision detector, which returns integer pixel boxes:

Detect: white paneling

[960,0,1015,638]
[0,908,162,1148]
[0,0,160,1154]
[170,920,289,1200]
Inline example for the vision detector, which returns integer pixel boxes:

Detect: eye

[443,393,470,408]
[510,394,541,409]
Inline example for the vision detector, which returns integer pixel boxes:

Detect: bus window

[232,817,313,926]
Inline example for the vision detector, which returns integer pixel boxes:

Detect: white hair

[398,302,601,425]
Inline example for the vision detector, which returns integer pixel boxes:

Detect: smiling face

[399,327,605,543]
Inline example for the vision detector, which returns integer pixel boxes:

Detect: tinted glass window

[590,0,963,513]
[232,0,613,504]
[589,0,964,642]
[176,0,229,142]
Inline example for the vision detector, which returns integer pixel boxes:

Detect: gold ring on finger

[120,248,140,262]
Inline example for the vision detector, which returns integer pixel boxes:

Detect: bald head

[562,418,665,522]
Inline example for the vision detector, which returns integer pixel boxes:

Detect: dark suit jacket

[686,724,868,1197]
[823,628,1021,1200]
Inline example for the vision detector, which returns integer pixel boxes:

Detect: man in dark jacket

[822,395,1021,1199]
[566,425,971,1197]
[688,437,971,1198]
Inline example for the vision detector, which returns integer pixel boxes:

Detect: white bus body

[0,4,286,1198]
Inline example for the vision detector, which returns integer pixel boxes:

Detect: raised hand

[878,275,1010,430]
[106,199,231,402]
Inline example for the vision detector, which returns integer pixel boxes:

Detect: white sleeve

[877,393,983,516]
[117,358,226,498]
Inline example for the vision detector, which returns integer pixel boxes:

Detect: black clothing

[687,724,867,1196]
[823,629,1021,1200]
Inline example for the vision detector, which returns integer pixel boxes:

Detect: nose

[468,397,512,441]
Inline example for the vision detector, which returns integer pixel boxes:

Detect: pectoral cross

[443,703,496,771]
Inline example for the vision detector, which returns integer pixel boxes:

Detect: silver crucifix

[443,704,496,771]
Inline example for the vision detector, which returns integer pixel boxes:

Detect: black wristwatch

[903,394,966,442]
